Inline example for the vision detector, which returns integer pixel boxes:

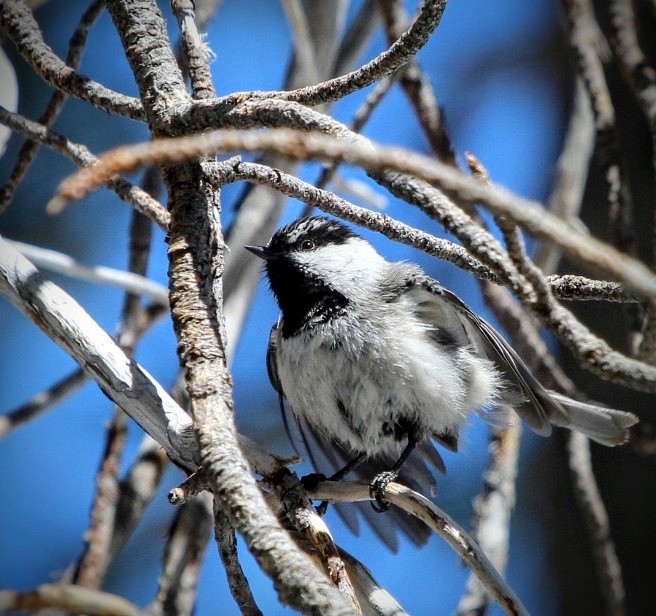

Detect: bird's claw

[301,472,327,491]
[300,473,331,516]
[369,470,398,512]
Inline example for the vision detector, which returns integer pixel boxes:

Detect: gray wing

[400,271,569,435]
[265,321,440,550]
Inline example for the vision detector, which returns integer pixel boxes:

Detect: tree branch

[310,480,530,616]
[0,0,144,120]
[50,127,656,300]
[0,104,169,229]
[0,0,106,211]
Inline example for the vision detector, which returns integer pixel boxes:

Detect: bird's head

[246,217,386,324]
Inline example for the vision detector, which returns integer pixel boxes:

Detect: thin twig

[109,436,170,561]
[456,420,521,616]
[567,431,626,616]
[535,77,596,273]
[332,0,379,77]
[608,0,656,138]
[379,0,456,164]
[8,240,169,305]
[146,494,214,616]
[282,0,322,89]
[483,278,629,616]
[0,105,169,229]
[545,275,638,303]
[0,0,144,120]
[302,71,400,217]
[74,186,159,588]
[73,410,128,588]
[0,0,106,212]
[0,368,87,439]
[213,498,263,616]
[223,160,498,280]
[563,0,635,253]
[0,300,167,442]
[217,0,447,108]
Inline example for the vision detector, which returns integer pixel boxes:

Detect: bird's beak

[245,244,276,260]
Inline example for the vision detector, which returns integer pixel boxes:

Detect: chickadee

[246,216,637,545]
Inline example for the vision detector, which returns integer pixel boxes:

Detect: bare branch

[50,128,656,301]
[310,480,530,616]
[535,78,595,273]
[0,0,144,120]
[271,471,360,613]
[482,282,629,616]
[262,0,447,107]
[172,0,216,100]
[109,436,170,561]
[337,548,409,616]
[0,236,196,470]
[213,498,263,616]
[379,0,456,164]
[0,0,106,211]
[105,0,190,123]
[73,410,128,588]
[0,368,87,439]
[545,275,638,303]
[456,420,521,616]
[332,0,379,77]
[567,431,626,616]
[0,584,141,616]
[222,160,497,280]
[563,0,635,253]
[146,494,214,616]
[608,0,656,135]
[0,104,169,229]
[8,240,169,305]
[282,0,322,89]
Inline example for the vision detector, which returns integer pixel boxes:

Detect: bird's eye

[300,239,315,251]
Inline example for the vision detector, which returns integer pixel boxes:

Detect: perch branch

[309,480,529,616]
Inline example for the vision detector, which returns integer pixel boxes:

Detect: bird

[246,216,638,548]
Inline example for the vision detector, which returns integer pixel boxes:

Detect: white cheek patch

[294,238,388,296]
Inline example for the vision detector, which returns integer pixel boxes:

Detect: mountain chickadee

[246,216,637,521]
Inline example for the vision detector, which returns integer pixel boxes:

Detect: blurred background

[1,0,655,614]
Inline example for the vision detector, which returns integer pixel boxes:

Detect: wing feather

[402,273,568,435]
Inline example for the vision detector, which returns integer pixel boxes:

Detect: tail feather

[547,391,638,446]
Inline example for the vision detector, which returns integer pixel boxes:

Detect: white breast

[275,296,501,458]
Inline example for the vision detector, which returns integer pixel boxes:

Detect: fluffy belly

[275,325,497,457]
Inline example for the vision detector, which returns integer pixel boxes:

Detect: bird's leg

[329,452,367,481]
[301,452,367,516]
[370,435,418,512]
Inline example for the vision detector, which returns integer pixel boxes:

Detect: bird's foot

[301,473,330,516]
[300,472,327,491]
[369,470,398,512]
